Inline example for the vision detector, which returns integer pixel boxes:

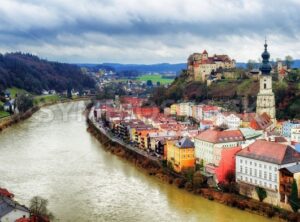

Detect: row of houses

[94,97,300,210]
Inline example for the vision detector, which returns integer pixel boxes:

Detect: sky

[0,0,300,64]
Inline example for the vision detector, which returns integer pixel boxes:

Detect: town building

[215,112,241,129]
[0,196,30,222]
[166,137,195,173]
[291,127,300,145]
[194,129,244,169]
[187,50,235,82]
[282,120,300,138]
[256,41,276,124]
[279,165,300,206]
[236,140,300,205]
[215,146,242,183]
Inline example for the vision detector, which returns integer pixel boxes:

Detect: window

[264,83,267,89]
[264,172,267,179]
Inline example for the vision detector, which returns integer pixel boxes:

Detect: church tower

[256,41,276,122]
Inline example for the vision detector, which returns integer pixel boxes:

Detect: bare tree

[29,196,54,221]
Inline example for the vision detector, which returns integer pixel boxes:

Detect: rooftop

[237,140,300,165]
[196,129,244,143]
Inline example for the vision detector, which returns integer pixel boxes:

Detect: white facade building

[215,113,241,129]
[194,129,244,167]
[291,127,300,144]
[236,140,300,204]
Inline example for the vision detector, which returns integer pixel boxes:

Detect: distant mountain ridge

[79,60,300,74]
[78,63,187,74]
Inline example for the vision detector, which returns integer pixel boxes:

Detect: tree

[146,80,153,87]
[67,84,72,99]
[15,93,34,113]
[29,196,54,221]
[156,81,161,86]
[285,55,294,69]
[289,179,300,212]
[247,60,257,70]
[256,187,267,202]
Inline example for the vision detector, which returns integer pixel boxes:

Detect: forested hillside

[0,53,95,93]
[150,70,300,120]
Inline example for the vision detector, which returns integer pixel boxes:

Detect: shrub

[255,187,267,202]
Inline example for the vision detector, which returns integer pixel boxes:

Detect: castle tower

[256,41,276,123]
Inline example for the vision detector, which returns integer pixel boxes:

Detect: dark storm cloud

[0,0,300,63]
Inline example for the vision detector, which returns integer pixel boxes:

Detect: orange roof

[196,129,244,143]
[237,140,300,165]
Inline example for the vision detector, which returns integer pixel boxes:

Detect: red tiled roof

[250,113,272,130]
[196,129,244,143]
[0,188,14,198]
[237,140,300,164]
[202,105,219,112]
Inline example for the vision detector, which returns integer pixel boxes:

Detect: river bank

[86,117,300,222]
[0,96,91,132]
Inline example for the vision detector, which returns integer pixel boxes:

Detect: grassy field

[137,74,174,84]
[7,87,29,98]
[0,111,10,118]
[33,95,60,106]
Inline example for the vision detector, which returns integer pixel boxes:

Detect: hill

[150,71,300,120]
[0,53,95,94]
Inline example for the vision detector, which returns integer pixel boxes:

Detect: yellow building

[170,104,178,115]
[167,137,195,173]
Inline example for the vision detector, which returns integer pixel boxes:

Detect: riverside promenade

[88,107,161,164]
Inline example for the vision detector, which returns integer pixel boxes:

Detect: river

[0,102,274,222]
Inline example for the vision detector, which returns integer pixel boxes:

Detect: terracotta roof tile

[237,140,300,164]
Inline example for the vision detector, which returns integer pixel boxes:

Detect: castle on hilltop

[187,50,236,82]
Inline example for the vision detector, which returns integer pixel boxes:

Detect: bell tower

[256,40,276,123]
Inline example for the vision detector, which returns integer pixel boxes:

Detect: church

[256,41,276,127]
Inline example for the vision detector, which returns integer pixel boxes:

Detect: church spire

[260,39,272,75]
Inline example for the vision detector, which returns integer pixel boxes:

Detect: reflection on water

[0,102,273,222]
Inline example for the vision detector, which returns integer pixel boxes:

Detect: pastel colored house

[167,137,195,173]
[282,120,300,138]
[194,129,244,169]
[215,146,242,183]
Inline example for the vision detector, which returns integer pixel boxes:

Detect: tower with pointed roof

[256,41,276,123]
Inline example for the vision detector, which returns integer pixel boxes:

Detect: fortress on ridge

[187,50,236,82]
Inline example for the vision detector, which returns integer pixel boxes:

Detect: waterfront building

[279,165,300,206]
[215,146,242,183]
[0,196,30,222]
[236,140,300,205]
[166,137,195,173]
[194,129,244,168]
[256,41,276,124]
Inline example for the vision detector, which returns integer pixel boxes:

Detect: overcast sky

[0,0,300,64]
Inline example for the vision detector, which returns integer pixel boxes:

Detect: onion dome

[260,40,272,75]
